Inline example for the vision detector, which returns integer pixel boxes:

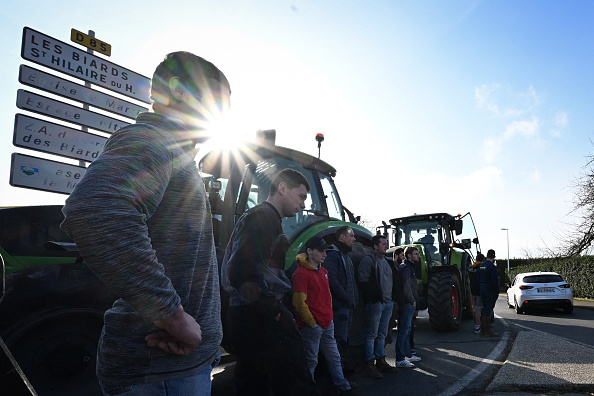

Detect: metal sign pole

[80,30,95,167]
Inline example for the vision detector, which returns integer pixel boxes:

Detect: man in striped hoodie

[61,52,228,396]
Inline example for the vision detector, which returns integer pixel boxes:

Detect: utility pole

[501,228,510,272]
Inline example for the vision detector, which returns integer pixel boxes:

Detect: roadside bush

[503,256,594,299]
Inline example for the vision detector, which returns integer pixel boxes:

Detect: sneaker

[473,325,481,334]
[396,360,415,368]
[348,381,358,390]
[406,355,421,362]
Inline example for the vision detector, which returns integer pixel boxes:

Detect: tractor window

[456,213,480,259]
[241,157,334,240]
[396,221,441,263]
[319,175,342,221]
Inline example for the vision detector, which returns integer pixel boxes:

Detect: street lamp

[501,228,510,272]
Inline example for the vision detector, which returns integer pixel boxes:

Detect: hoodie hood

[296,253,320,270]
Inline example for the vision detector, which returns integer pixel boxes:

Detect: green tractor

[0,130,373,395]
[385,212,481,331]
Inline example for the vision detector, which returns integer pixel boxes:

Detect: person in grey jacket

[357,235,399,378]
[323,226,359,361]
[61,52,229,395]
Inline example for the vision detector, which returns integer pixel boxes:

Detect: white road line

[438,316,510,396]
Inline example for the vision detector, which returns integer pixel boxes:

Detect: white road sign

[21,27,150,103]
[17,89,130,134]
[10,153,87,195]
[19,65,148,120]
[13,114,107,162]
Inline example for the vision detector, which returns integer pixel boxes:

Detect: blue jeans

[99,351,220,396]
[300,321,350,391]
[395,304,415,361]
[363,301,394,361]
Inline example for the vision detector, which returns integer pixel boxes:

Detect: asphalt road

[498,294,594,347]
[212,303,507,396]
[212,297,594,396]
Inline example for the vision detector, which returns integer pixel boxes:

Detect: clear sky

[1,0,593,259]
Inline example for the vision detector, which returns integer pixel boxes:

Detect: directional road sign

[19,65,147,119]
[17,89,130,134]
[10,153,87,195]
[13,114,107,162]
[21,27,150,103]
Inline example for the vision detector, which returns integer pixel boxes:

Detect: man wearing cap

[292,236,356,396]
[322,226,359,365]
[478,249,500,337]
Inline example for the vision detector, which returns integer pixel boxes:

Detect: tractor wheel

[427,272,462,331]
[461,258,473,320]
[4,308,104,396]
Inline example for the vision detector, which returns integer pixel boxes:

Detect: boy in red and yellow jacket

[292,236,356,395]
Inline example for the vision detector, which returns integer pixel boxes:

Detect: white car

[506,272,573,314]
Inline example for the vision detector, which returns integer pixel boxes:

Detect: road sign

[21,27,150,103]
[13,114,107,162]
[71,28,111,56]
[10,153,87,195]
[17,89,130,134]
[19,65,148,120]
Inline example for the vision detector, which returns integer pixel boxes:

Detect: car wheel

[514,297,523,314]
[563,304,573,314]
[506,294,514,308]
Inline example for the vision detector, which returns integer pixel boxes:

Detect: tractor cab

[199,130,371,270]
[390,212,481,268]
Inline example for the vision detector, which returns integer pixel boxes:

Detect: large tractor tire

[3,308,104,396]
[461,257,474,320]
[427,271,462,331]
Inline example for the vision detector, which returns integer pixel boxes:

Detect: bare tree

[558,146,594,257]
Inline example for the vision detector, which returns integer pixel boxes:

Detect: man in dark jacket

[323,226,359,360]
[478,249,500,337]
[357,235,399,378]
[221,168,320,396]
[395,246,421,368]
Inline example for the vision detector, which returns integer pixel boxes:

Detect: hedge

[498,256,594,299]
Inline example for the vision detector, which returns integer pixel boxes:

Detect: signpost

[10,27,149,195]
[21,27,150,103]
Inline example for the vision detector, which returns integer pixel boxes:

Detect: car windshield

[522,274,564,283]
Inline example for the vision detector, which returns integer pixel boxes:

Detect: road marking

[438,317,510,396]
